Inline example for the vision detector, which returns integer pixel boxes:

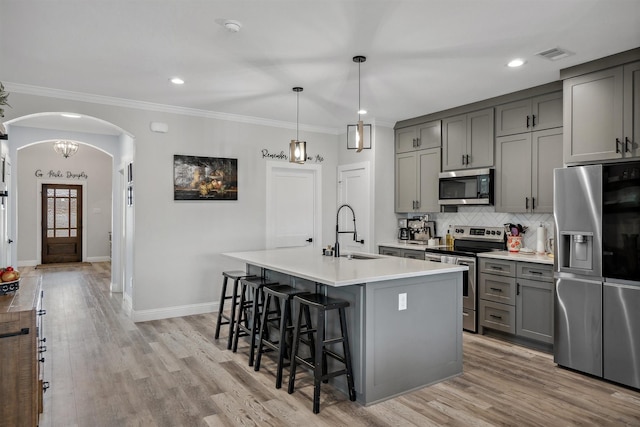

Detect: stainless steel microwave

[438,168,494,205]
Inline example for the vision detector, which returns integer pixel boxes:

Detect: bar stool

[232,276,279,366]
[254,284,310,389]
[214,271,255,350]
[287,293,356,414]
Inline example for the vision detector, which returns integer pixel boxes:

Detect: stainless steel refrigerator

[554,162,640,389]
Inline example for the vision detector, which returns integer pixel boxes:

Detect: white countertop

[477,250,555,265]
[223,247,467,287]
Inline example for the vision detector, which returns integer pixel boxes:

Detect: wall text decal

[35,169,89,179]
[261,149,324,163]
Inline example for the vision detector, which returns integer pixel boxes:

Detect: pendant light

[289,87,307,164]
[53,140,79,158]
[347,55,371,152]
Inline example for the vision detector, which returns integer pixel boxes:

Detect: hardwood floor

[32,263,640,426]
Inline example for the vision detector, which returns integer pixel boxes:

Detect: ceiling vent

[536,47,573,61]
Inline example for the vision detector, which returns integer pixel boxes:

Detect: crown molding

[4,82,344,135]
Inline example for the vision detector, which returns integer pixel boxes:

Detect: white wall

[3,92,340,321]
[11,129,114,265]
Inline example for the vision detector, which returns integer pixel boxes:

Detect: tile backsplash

[422,206,554,251]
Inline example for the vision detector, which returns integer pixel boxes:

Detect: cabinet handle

[412,138,417,148]
[491,266,503,271]
[525,197,529,209]
[416,138,421,147]
[517,283,520,295]
[490,287,503,292]
[466,154,470,165]
[616,138,622,153]
[39,345,47,353]
[626,137,633,153]
[490,314,503,320]
[461,154,466,165]
[43,382,50,392]
[532,114,536,127]
[39,357,45,363]
[532,197,535,210]
[38,309,46,316]
[526,115,530,128]
[0,328,29,339]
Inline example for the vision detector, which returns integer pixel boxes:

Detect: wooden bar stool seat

[287,293,356,414]
[214,270,255,350]
[232,276,279,367]
[254,284,310,389]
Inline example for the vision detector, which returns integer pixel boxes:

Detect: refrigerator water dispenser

[561,232,594,271]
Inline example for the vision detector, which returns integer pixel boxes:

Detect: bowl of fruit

[0,266,20,295]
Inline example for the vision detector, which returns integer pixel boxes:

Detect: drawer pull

[491,266,503,271]
[39,345,47,353]
[38,309,47,316]
[489,287,503,292]
[39,357,45,363]
[43,382,50,392]
[0,327,29,339]
[489,314,503,320]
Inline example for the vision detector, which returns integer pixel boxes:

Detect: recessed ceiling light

[60,113,81,118]
[507,58,525,68]
[170,77,185,85]
[358,109,367,115]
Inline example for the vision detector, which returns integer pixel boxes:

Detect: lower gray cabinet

[378,246,425,260]
[479,259,554,346]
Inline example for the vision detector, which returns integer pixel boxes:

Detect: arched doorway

[2,113,133,295]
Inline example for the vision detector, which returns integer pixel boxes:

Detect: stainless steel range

[423,225,506,333]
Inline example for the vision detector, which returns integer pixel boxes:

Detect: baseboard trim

[131,301,216,323]
[18,260,38,267]
[87,256,111,262]
[122,293,133,317]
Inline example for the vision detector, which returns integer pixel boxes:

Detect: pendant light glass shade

[53,140,79,158]
[348,55,371,152]
[289,87,306,164]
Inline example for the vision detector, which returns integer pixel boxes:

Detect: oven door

[424,252,477,332]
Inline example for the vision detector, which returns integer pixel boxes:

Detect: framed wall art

[173,155,238,201]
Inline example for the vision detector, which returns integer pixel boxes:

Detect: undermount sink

[340,253,381,260]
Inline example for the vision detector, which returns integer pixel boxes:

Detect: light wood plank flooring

[32,263,640,426]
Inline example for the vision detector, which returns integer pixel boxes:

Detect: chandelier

[53,140,79,158]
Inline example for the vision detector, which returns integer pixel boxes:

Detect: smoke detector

[223,20,242,33]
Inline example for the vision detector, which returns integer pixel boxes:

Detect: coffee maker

[398,219,410,240]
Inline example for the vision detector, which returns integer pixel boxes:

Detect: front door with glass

[41,184,82,263]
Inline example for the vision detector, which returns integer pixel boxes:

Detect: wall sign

[35,169,88,179]
[261,149,324,163]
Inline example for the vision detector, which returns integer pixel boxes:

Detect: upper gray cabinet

[395,147,441,213]
[495,92,563,137]
[395,120,441,153]
[442,108,494,171]
[563,61,639,164]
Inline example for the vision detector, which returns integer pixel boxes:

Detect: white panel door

[338,162,371,254]
[266,163,321,249]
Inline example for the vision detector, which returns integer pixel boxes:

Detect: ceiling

[1,0,639,135]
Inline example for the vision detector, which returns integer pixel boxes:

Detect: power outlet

[398,292,407,311]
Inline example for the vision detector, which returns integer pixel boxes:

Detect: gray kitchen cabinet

[395,147,440,213]
[563,62,639,164]
[395,120,441,154]
[479,258,554,346]
[378,246,425,260]
[379,246,403,257]
[495,92,563,137]
[516,263,554,344]
[495,128,563,213]
[442,108,494,171]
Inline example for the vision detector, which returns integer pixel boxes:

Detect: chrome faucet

[334,203,364,257]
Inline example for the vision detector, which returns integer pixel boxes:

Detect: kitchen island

[224,247,467,405]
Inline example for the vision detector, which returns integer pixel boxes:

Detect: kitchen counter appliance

[424,225,506,333]
[438,168,494,206]
[554,162,640,390]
